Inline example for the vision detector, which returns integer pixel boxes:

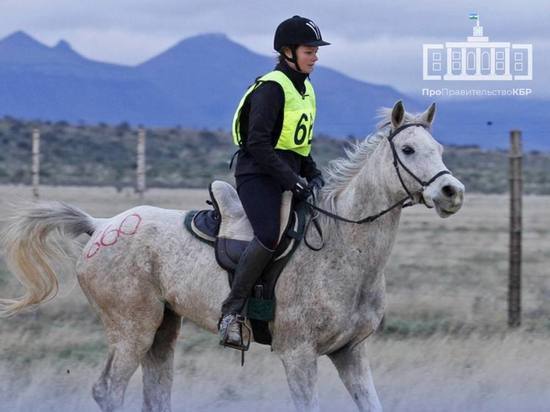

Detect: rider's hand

[308,175,325,194]
[292,177,312,201]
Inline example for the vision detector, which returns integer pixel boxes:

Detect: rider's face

[285,46,319,74]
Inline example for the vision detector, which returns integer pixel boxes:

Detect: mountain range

[0,31,547,149]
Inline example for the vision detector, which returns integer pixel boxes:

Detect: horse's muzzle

[422,175,465,218]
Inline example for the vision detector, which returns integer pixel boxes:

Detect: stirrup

[219,314,251,353]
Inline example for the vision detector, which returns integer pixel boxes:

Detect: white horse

[0,101,464,412]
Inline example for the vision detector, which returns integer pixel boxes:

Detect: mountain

[0,31,412,135]
[0,31,179,124]
[0,31,547,148]
[136,32,414,135]
[135,33,277,129]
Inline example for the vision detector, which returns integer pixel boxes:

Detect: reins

[303,122,451,250]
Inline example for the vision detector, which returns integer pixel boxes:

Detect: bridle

[387,122,451,205]
[303,122,451,250]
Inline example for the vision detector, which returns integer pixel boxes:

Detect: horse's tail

[0,201,99,317]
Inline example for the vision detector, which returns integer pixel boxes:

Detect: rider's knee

[256,230,279,251]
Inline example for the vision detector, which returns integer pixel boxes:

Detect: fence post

[137,127,146,198]
[32,128,40,199]
[508,130,522,328]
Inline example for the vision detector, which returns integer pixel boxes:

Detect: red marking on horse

[85,213,142,259]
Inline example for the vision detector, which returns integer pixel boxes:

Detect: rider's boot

[219,236,274,349]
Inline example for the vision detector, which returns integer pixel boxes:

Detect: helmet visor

[301,39,331,47]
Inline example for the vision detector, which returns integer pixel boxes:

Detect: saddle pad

[210,180,254,242]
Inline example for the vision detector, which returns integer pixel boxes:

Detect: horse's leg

[327,341,382,412]
[141,307,182,412]
[93,328,162,412]
[81,277,165,412]
[279,346,320,412]
[93,343,145,412]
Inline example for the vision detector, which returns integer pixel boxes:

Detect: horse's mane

[314,107,430,238]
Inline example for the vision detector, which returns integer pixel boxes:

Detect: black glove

[291,177,312,201]
[308,175,325,193]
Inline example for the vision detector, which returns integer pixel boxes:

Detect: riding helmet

[274,15,330,51]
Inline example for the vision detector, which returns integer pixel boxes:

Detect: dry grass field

[0,185,549,411]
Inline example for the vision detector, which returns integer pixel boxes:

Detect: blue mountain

[0,31,178,124]
[136,33,418,137]
[0,31,547,148]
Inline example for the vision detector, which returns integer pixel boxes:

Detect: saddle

[184,180,308,345]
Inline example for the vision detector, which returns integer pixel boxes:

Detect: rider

[218,15,330,349]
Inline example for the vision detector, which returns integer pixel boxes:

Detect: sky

[1,0,548,97]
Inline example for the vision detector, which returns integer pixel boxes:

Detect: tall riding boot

[219,237,274,348]
[221,236,274,315]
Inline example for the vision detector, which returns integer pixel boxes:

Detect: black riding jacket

[234,60,323,190]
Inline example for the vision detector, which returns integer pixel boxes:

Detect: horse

[0,101,464,412]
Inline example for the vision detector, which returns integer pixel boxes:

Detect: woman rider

[219,15,330,349]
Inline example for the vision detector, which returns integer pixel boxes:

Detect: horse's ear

[391,100,405,128]
[421,102,436,125]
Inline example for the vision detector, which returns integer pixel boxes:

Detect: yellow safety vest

[232,70,316,157]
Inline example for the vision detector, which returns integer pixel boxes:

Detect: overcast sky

[1,0,548,97]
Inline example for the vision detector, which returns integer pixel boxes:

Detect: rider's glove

[291,177,312,201]
[308,175,325,195]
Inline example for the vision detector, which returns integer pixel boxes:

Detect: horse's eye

[402,145,415,155]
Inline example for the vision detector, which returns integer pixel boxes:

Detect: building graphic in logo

[423,13,533,81]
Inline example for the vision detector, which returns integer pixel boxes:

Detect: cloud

[3,0,548,40]
[0,0,547,95]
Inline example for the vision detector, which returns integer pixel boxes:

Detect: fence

[23,127,527,330]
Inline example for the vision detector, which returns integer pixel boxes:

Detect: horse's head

[377,100,465,217]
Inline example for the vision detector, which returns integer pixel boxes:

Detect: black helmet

[274,15,330,51]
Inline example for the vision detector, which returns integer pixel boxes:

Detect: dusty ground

[0,185,549,411]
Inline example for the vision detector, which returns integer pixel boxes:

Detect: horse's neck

[319,154,403,283]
